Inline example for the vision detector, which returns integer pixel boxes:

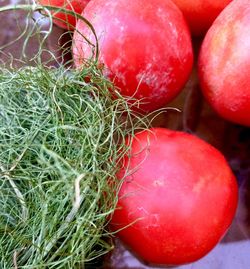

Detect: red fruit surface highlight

[39,0,90,30]
[172,0,232,36]
[111,128,238,266]
[73,0,193,112]
[198,0,250,126]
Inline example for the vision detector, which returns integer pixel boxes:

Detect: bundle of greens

[0,63,147,268]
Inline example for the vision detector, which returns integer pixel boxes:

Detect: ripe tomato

[111,128,238,266]
[198,0,250,127]
[171,0,232,36]
[73,0,193,113]
[38,0,90,30]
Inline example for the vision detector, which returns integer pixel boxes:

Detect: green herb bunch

[0,63,146,268]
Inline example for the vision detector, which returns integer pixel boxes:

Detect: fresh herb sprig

[0,63,148,268]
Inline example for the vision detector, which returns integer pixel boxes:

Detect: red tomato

[198,0,250,127]
[73,0,193,113]
[172,0,232,36]
[38,0,90,30]
[111,128,238,266]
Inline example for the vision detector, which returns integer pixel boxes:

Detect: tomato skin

[38,0,90,30]
[172,0,232,36]
[73,0,193,112]
[198,0,250,127]
[111,128,238,266]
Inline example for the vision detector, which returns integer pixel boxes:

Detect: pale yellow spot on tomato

[193,177,207,193]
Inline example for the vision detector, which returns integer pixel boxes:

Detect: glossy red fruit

[39,0,90,30]
[111,128,238,266]
[73,0,193,113]
[198,0,250,127]
[171,0,232,36]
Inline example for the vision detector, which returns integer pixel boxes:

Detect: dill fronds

[0,63,148,268]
